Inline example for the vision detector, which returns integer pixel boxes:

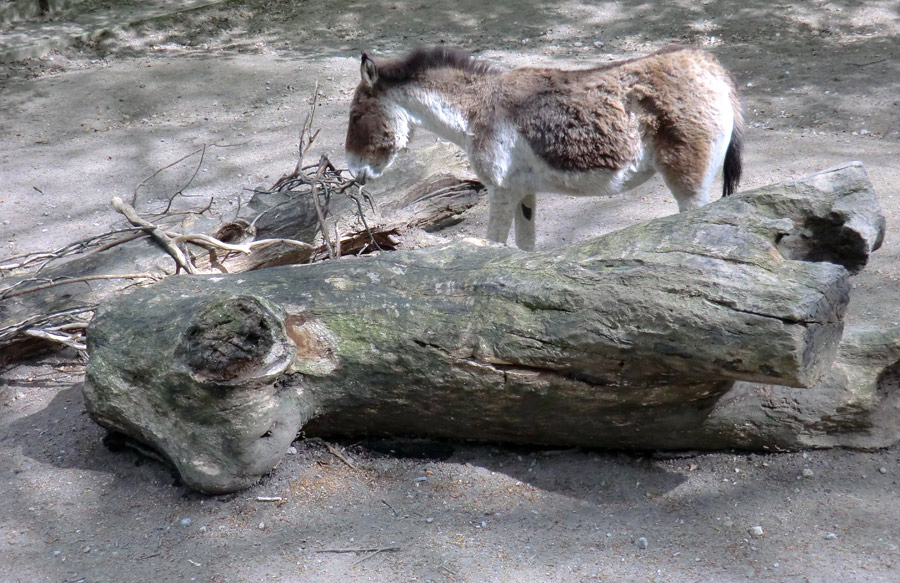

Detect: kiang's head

[345,52,412,185]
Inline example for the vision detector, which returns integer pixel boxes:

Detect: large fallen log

[83,162,887,493]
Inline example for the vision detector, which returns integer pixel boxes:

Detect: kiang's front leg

[513,193,537,251]
[485,186,518,246]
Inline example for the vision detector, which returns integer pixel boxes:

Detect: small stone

[180,518,192,525]
[635,536,649,549]
[287,446,297,455]
[878,467,888,474]
[748,525,765,538]
[258,522,265,530]
[426,517,434,524]
[802,468,814,478]
[825,532,838,540]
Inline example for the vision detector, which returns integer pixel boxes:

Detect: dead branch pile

[0,90,484,367]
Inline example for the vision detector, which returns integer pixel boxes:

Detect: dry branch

[130,141,248,209]
[0,229,143,275]
[0,140,481,366]
[310,157,337,260]
[0,307,95,358]
[1,273,159,300]
[111,197,195,274]
[23,327,87,352]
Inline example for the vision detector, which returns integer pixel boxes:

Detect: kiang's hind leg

[653,130,715,211]
[658,105,735,212]
[658,131,732,211]
[486,186,518,246]
[660,168,709,212]
[514,193,537,251]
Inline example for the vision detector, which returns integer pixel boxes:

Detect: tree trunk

[82,162,888,494]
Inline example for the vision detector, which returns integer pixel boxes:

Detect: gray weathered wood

[695,324,900,451]
[82,162,887,493]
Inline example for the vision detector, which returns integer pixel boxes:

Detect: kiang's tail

[722,100,743,197]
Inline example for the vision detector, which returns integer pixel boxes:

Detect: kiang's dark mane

[373,46,499,83]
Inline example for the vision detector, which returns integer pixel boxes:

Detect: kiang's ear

[360,52,378,87]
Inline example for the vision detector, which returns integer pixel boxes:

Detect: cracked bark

[83,162,891,494]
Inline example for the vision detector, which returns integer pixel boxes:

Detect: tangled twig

[0,228,144,276]
[0,306,96,355]
[310,157,337,259]
[264,85,385,260]
[0,273,159,301]
[23,325,88,352]
[130,141,249,208]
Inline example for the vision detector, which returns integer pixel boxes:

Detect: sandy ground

[2,1,900,582]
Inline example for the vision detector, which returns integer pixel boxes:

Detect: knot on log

[213,219,256,245]
[84,292,310,494]
[179,295,293,385]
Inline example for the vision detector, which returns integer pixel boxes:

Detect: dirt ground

[2,1,900,582]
